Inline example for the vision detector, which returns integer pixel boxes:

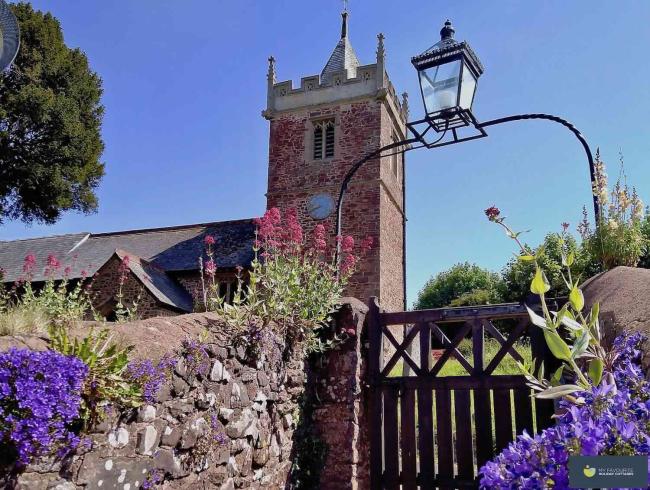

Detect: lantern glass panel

[459,61,477,110]
[419,59,461,115]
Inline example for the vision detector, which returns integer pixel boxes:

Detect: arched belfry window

[313,119,335,160]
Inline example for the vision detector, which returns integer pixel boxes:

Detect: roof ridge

[90,218,256,238]
[0,232,89,244]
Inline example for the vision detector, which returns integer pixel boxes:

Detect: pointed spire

[321,6,360,84]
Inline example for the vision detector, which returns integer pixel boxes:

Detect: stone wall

[2,302,374,490]
[5,313,307,489]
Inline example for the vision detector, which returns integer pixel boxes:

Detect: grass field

[389,337,532,377]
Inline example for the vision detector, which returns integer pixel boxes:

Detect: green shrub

[501,232,586,302]
[201,208,370,354]
[580,151,647,270]
[49,326,141,428]
[415,262,506,310]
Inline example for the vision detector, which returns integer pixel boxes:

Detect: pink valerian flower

[64,266,72,278]
[340,236,354,254]
[284,208,303,245]
[46,254,60,269]
[23,254,36,275]
[44,254,62,277]
[360,236,373,254]
[484,206,501,222]
[313,224,327,252]
[561,222,570,232]
[118,256,130,284]
[340,253,357,276]
[204,235,215,247]
[205,260,217,277]
[255,208,281,244]
[80,269,88,279]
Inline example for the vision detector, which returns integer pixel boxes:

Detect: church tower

[263,10,408,311]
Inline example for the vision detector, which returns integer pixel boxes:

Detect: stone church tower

[263,11,408,311]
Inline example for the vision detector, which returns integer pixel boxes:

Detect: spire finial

[440,19,455,40]
[341,1,349,39]
[267,56,276,83]
[376,32,385,60]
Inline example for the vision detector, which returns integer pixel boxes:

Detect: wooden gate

[367,298,558,490]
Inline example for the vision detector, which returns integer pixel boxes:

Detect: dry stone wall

[5,313,308,490]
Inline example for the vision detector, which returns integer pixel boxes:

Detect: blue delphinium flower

[480,333,650,490]
[0,348,87,466]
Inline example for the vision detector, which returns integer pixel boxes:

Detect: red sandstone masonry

[267,98,405,312]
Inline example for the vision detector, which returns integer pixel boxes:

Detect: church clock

[307,193,335,220]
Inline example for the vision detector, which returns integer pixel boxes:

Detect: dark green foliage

[638,213,650,268]
[288,391,328,489]
[414,262,506,310]
[0,3,104,224]
[501,232,595,302]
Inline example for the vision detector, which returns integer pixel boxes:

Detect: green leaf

[544,329,572,362]
[530,268,551,295]
[571,331,590,359]
[536,384,583,399]
[550,366,564,386]
[569,286,584,312]
[588,358,604,386]
[557,313,583,333]
[566,252,575,267]
[526,305,550,330]
[518,255,535,262]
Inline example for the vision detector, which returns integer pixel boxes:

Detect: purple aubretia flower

[126,354,177,403]
[0,349,87,466]
[479,333,650,490]
[181,338,210,377]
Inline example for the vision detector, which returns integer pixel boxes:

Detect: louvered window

[313,120,335,160]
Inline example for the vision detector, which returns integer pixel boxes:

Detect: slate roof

[112,249,194,313]
[0,219,256,284]
[321,12,360,85]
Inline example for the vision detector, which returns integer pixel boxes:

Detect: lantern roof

[411,20,484,77]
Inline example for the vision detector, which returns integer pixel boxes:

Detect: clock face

[307,193,335,220]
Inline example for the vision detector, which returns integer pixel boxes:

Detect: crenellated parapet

[262,33,407,126]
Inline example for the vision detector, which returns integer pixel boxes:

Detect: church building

[0,11,408,318]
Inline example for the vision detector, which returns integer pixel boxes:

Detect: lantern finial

[440,20,455,40]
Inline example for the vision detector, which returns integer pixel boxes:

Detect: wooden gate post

[368,297,383,490]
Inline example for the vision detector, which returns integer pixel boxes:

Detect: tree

[0,2,104,224]
[414,262,506,310]
[501,232,594,302]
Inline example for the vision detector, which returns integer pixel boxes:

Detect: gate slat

[384,385,400,489]
[513,388,534,436]
[535,397,556,432]
[454,389,474,481]
[474,388,493,468]
[400,387,417,490]
[435,389,453,488]
[417,322,435,489]
[493,389,514,453]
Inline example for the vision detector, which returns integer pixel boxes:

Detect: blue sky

[3,1,650,305]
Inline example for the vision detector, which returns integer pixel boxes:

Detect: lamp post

[335,20,600,265]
